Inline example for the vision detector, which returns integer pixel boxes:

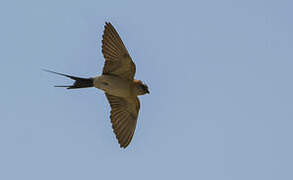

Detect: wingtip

[105,22,114,28]
[120,144,127,149]
[119,139,131,149]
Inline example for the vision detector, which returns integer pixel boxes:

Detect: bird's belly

[93,75,133,97]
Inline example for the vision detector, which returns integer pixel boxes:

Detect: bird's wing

[105,93,140,148]
[102,22,136,80]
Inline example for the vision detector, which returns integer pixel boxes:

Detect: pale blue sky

[0,0,292,179]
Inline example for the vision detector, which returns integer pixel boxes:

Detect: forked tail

[44,69,94,89]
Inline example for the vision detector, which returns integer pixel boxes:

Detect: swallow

[45,22,149,148]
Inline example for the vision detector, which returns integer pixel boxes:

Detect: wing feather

[105,93,140,148]
[102,22,136,80]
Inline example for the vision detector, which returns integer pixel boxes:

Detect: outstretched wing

[105,93,140,148]
[102,22,136,80]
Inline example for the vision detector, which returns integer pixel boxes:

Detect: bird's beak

[146,90,150,94]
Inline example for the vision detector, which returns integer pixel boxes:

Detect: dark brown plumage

[102,22,136,80]
[102,22,141,148]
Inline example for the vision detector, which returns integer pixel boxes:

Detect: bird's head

[134,80,150,95]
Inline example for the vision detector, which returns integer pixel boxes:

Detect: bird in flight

[45,22,149,148]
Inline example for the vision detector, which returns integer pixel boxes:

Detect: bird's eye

[140,84,146,90]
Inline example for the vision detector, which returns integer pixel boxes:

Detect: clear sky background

[0,0,292,179]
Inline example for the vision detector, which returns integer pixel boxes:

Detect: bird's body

[45,22,149,148]
[93,75,148,97]
[93,75,134,97]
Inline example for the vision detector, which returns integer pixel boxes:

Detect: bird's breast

[93,75,134,97]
